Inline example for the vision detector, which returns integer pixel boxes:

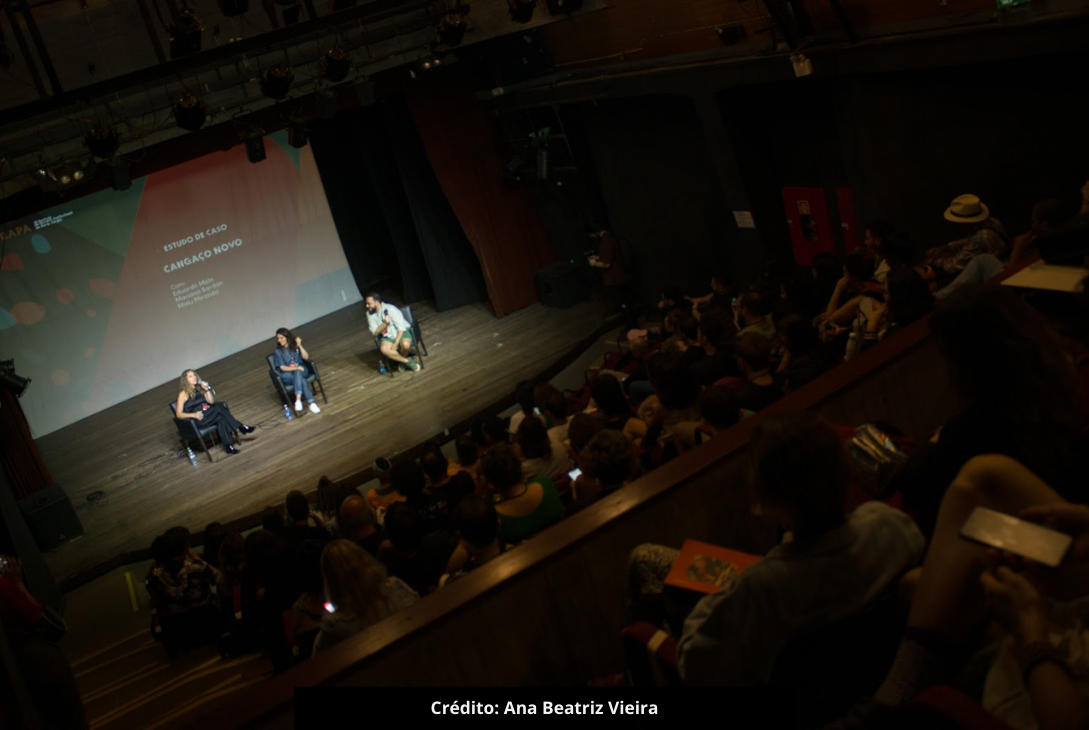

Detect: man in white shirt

[365,293,420,372]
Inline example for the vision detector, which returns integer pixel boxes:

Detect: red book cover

[664,539,762,594]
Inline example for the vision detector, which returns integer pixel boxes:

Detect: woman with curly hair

[175,369,254,455]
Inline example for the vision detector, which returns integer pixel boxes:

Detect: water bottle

[379,360,387,375]
[283,404,293,420]
[845,332,861,361]
[187,447,198,466]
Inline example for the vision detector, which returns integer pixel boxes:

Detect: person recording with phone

[364,293,420,372]
[175,369,255,455]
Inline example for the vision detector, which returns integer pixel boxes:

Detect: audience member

[418,443,475,531]
[736,292,776,339]
[864,221,895,283]
[686,271,734,313]
[377,502,457,596]
[442,495,505,584]
[675,412,925,685]
[569,430,637,512]
[312,540,418,655]
[365,457,404,513]
[718,332,781,413]
[567,412,601,457]
[541,389,571,445]
[260,507,284,535]
[861,266,934,349]
[281,490,332,546]
[481,444,563,545]
[516,415,573,482]
[590,374,648,445]
[688,308,739,387]
[452,434,481,480]
[338,495,385,556]
[926,194,1008,274]
[893,285,1086,535]
[201,522,225,568]
[508,380,539,437]
[775,314,832,391]
[146,527,220,614]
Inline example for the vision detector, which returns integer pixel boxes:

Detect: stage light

[260,64,293,100]
[104,157,132,191]
[85,125,120,159]
[546,0,581,14]
[508,0,535,23]
[437,13,467,47]
[287,113,308,149]
[319,46,350,82]
[174,94,207,131]
[0,359,30,398]
[59,173,71,184]
[169,9,204,58]
[72,169,84,181]
[244,128,266,163]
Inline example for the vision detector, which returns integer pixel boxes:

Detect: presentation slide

[0,131,361,437]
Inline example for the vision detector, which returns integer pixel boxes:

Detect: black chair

[374,304,428,377]
[169,402,230,463]
[266,354,327,406]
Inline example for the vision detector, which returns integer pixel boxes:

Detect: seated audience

[859,456,1089,730]
[864,220,895,283]
[312,540,418,655]
[823,252,881,327]
[377,502,457,596]
[590,374,648,446]
[567,412,601,458]
[288,540,326,660]
[280,490,332,546]
[452,433,481,480]
[146,527,220,614]
[481,444,563,545]
[364,457,404,513]
[569,430,638,512]
[675,412,925,685]
[775,314,833,392]
[419,443,474,531]
[338,495,385,556]
[201,522,225,568]
[736,291,776,339]
[517,415,572,482]
[926,194,1008,274]
[860,266,934,350]
[442,495,505,584]
[541,389,571,445]
[689,308,739,387]
[717,332,782,413]
[893,286,1086,536]
[508,380,539,437]
[686,271,734,313]
[261,506,285,534]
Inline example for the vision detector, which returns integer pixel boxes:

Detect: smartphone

[960,506,1073,568]
[567,468,582,481]
[323,601,336,614]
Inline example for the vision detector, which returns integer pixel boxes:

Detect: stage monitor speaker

[534,262,592,309]
[18,484,83,552]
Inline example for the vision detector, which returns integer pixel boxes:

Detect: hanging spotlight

[169,9,204,57]
[0,360,31,398]
[507,0,535,23]
[318,46,350,82]
[243,128,266,163]
[287,113,308,149]
[85,125,120,159]
[260,64,293,100]
[174,94,207,131]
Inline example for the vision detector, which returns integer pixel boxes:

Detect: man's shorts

[379,331,413,346]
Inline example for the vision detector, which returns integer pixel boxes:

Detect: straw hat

[944,194,990,224]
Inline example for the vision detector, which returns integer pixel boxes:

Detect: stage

[35,297,611,589]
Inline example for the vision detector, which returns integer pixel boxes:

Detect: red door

[836,187,859,253]
[781,187,835,266]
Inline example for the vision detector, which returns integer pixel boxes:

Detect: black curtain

[562,96,732,306]
[309,99,487,310]
[381,99,488,311]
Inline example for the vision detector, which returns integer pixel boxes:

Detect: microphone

[201,380,215,395]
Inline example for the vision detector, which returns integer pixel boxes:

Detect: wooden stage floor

[36,297,610,588]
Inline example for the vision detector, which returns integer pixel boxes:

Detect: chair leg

[198,437,214,463]
[317,380,328,404]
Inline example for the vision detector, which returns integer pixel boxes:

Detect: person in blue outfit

[274,327,321,414]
